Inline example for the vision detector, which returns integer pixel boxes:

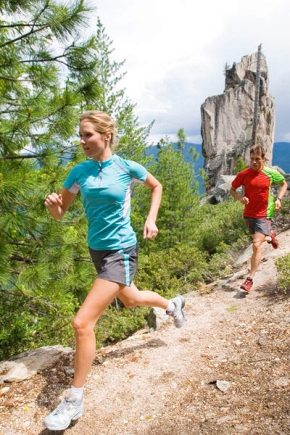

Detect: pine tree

[177,128,186,150]
[132,137,200,253]
[0,0,149,359]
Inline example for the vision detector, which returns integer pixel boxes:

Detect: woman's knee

[72,316,93,334]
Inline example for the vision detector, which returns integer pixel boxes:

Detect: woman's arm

[44,188,77,220]
[143,173,163,240]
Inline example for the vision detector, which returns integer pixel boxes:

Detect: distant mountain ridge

[145,142,290,193]
[271,142,290,173]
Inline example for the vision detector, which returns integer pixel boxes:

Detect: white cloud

[90,0,290,143]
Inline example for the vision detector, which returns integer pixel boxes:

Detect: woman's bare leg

[72,278,122,387]
[117,282,169,309]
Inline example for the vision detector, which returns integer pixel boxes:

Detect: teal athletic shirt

[63,154,148,250]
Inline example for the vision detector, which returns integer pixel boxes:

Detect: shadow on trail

[255,281,290,302]
[38,418,79,434]
[39,428,65,434]
[35,337,166,417]
[233,290,247,299]
[94,337,167,364]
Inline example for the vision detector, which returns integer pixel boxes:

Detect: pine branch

[0,1,51,48]
[20,53,67,63]
[0,154,46,160]
[19,56,91,71]
[2,282,68,314]
[8,241,33,247]
[0,75,35,82]
[0,23,43,28]
[0,109,24,114]
[0,101,72,143]
[0,25,48,48]
[32,0,50,26]
[0,53,67,68]
[10,254,34,264]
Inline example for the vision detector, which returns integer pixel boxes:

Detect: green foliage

[233,156,247,174]
[0,1,252,362]
[0,0,150,360]
[204,251,234,282]
[95,306,148,346]
[0,287,77,360]
[136,245,208,297]
[275,253,290,293]
[177,128,186,150]
[132,141,200,252]
[192,200,247,255]
[280,198,290,217]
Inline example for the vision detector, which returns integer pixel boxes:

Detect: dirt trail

[0,230,290,435]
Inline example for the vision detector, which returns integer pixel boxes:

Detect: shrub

[95,306,148,346]
[0,290,76,360]
[136,244,208,297]
[275,253,290,293]
[191,200,247,255]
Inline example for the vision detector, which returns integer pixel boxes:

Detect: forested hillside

[146,141,290,194]
[1,0,289,363]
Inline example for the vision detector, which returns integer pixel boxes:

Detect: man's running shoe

[43,392,84,431]
[240,277,253,293]
[267,230,278,249]
[166,295,186,328]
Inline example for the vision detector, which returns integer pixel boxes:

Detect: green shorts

[89,245,138,286]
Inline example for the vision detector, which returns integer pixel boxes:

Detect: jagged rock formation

[201,51,275,192]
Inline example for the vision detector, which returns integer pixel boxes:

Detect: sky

[87,0,290,144]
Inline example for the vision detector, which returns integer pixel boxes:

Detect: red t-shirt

[231,166,285,218]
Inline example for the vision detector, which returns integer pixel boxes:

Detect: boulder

[0,345,72,383]
[206,175,238,204]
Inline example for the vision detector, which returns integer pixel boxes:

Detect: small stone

[0,386,10,395]
[23,421,31,428]
[215,380,231,392]
[273,377,289,387]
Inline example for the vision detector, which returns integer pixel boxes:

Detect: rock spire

[201,51,275,192]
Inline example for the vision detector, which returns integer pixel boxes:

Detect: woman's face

[250,152,265,172]
[79,120,111,159]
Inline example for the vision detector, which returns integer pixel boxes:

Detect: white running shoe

[43,392,84,431]
[166,295,186,328]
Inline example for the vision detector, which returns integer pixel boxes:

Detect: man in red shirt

[230,144,288,292]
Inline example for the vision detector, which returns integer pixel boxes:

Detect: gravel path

[1,230,290,435]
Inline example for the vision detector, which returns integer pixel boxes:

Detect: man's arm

[229,187,249,205]
[275,180,288,210]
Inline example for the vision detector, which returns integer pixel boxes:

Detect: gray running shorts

[244,217,271,236]
[89,245,137,286]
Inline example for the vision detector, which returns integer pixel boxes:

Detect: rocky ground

[0,230,290,435]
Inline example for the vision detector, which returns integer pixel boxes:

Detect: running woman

[230,144,287,293]
[43,111,185,431]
